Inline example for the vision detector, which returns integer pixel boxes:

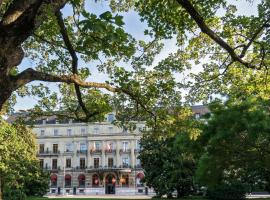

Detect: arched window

[65,174,71,187]
[51,174,57,187]
[78,174,85,187]
[136,172,144,187]
[92,174,99,187]
[121,174,129,187]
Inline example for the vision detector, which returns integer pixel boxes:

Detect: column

[116,141,121,167]
[102,141,105,167]
[130,140,135,168]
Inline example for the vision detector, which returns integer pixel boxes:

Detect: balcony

[90,149,102,154]
[134,148,141,153]
[135,164,142,169]
[63,150,74,155]
[119,149,131,154]
[77,150,87,154]
[105,149,116,154]
[38,150,60,156]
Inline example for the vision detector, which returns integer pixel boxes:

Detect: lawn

[26,197,270,200]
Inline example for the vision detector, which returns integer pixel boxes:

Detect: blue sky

[14,0,260,111]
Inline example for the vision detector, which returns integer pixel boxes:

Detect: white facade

[33,115,148,195]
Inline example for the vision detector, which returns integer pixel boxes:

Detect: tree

[196,97,270,192]
[0,119,49,199]
[139,107,202,198]
[0,0,269,115]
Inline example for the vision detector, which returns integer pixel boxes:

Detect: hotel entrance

[105,174,116,194]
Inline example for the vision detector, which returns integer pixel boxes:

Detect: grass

[26,197,270,200]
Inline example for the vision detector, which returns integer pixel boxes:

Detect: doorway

[105,174,116,194]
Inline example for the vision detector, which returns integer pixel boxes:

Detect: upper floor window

[122,157,129,167]
[81,128,86,135]
[108,158,114,167]
[195,113,200,119]
[108,127,113,133]
[122,141,129,151]
[39,159,44,168]
[94,127,99,134]
[66,158,71,168]
[52,159,58,169]
[67,129,72,136]
[40,129,45,136]
[94,141,101,150]
[53,144,58,153]
[80,143,87,151]
[106,141,114,150]
[80,158,85,169]
[39,144,44,153]
[94,158,99,168]
[53,129,59,136]
[107,113,115,123]
[66,143,73,152]
[136,140,141,150]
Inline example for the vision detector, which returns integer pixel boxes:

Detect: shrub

[4,189,26,200]
[207,182,246,200]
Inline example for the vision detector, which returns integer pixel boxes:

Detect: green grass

[26,198,270,200]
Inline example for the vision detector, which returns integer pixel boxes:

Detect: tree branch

[176,0,264,70]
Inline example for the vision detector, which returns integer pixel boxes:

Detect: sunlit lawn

[26,198,270,200]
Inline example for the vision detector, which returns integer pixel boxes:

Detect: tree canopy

[0,0,269,119]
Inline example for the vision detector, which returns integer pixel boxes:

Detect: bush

[207,182,246,200]
[4,189,26,200]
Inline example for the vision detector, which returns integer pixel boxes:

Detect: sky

[14,0,260,111]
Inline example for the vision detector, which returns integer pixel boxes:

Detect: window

[122,141,129,151]
[94,127,99,134]
[52,159,57,169]
[136,158,141,167]
[121,175,129,187]
[40,129,45,136]
[108,127,113,133]
[122,157,129,167]
[66,143,73,152]
[51,174,57,187]
[40,159,44,168]
[80,143,87,152]
[107,141,114,150]
[80,158,85,169]
[78,174,85,187]
[81,128,86,135]
[39,144,44,153]
[67,129,72,136]
[92,174,99,187]
[66,158,71,168]
[53,129,59,136]
[108,158,114,167]
[94,158,99,168]
[195,113,200,119]
[53,144,58,154]
[136,140,141,150]
[107,113,115,122]
[94,141,101,150]
[65,174,71,187]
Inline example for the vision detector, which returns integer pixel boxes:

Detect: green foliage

[139,107,202,198]
[207,182,246,200]
[196,97,270,192]
[0,119,49,198]
[3,189,26,200]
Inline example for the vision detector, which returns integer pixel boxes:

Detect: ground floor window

[65,174,71,187]
[51,174,57,187]
[92,174,99,187]
[121,174,129,187]
[78,174,85,187]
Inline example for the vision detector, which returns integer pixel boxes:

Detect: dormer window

[81,128,86,135]
[67,129,72,136]
[40,129,45,136]
[107,113,115,123]
[195,113,200,119]
[54,129,59,136]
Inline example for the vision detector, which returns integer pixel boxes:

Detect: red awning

[136,172,144,179]
[65,174,71,180]
[78,174,85,181]
[51,174,57,181]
